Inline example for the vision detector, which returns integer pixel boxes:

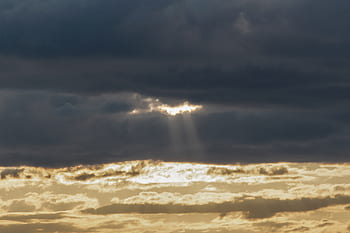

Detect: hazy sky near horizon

[1,0,350,165]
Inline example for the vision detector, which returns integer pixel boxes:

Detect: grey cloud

[69,161,148,181]
[0,168,24,179]
[207,166,289,176]
[197,111,339,143]
[83,195,350,219]
[0,0,350,165]
[6,200,36,212]
[317,222,334,228]
[0,223,89,233]
[41,201,87,212]
[253,221,291,230]
[0,0,348,107]
[0,57,349,111]
[90,220,140,231]
[0,90,349,166]
[1,0,348,59]
[169,230,255,233]
[101,102,132,114]
[0,91,167,165]
[285,226,310,232]
[0,213,66,222]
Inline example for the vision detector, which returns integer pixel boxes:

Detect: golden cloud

[0,161,349,232]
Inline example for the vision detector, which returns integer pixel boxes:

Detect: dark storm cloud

[0,0,350,165]
[1,0,349,58]
[0,0,349,100]
[0,90,348,166]
[0,0,349,108]
[0,91,170,166]
[197,111,338,143]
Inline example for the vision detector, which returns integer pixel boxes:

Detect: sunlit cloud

[129,98,202,116]
[158,102,202,116]
[0,161,350,232]
[129,96,205,160]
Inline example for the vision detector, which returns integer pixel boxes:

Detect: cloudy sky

[0,161,350,232]
[1,0,350,166]
[1,1,350,232]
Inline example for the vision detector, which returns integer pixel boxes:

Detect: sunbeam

[167,116,185,158]
[183,113,205,161]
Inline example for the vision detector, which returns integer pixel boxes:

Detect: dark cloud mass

[0,0,350,165]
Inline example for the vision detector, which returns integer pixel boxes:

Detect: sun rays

[129,97,205,160]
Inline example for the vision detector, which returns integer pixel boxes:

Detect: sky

[0,161,350,233]
[1,0,350,166]
[1,1,350,232]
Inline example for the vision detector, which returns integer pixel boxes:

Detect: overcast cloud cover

[1,0,350,165]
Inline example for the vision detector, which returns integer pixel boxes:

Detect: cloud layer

[0,0,349,164]
[0,161,350,232]
[0,90,348,165]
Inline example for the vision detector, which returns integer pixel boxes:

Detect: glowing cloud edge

[129,99,203,116]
